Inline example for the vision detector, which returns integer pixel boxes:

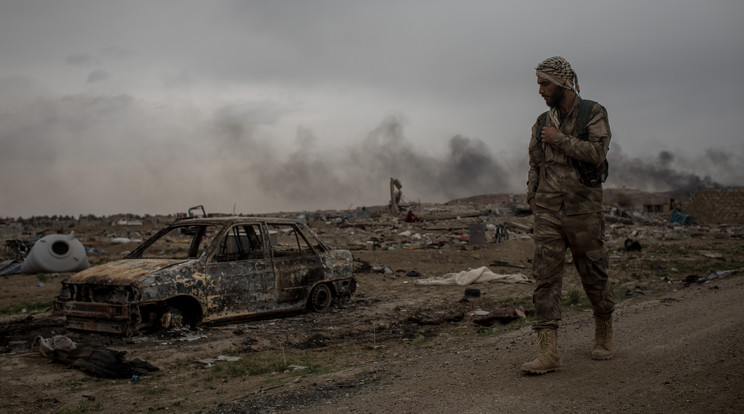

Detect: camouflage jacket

[526,97,611,215]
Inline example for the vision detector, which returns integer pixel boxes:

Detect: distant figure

[390,178,403,214]
[669,198,682,212]
[522,56,614,375]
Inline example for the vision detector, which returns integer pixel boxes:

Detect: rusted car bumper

[54,301,138,335]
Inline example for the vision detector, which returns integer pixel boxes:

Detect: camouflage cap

[536,56,580,95]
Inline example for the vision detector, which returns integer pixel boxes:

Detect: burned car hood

[66,259,186,285]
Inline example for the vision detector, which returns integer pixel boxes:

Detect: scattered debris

[670,211,696,226]
[177,333,206,342]
[683,268,743,287]
[463,288,481,299]
[405,209,423,223]
[372,265,394,274]
[113,218,143,226]
[110,237,142,244]
[3,238,34,261]
[472,307,528,326]
[699,251,724,260]
[490,260,526,269]
[0,259,23,276]
[32,335,159,378]
[34,335,77,357]
[625,288,651,298]
[198,355,242,368]
[624,238,642,252]
[407,309,464,325]
[1,189,743,410]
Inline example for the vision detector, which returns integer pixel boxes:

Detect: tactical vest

[536,99,609,187]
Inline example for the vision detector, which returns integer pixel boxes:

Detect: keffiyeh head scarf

[536,56,580,96]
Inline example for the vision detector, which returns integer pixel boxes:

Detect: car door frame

[264,222,326,309]
[203,222,277,320]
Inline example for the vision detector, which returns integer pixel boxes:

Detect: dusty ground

[1,197,743,413]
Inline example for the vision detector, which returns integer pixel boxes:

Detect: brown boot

[591,317,614,360]
[521,329,562,374]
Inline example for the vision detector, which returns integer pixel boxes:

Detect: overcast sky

[1,1,742,217]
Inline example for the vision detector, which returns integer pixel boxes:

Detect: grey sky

[1,1,742,217]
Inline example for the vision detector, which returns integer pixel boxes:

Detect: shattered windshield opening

[134,225,219,259]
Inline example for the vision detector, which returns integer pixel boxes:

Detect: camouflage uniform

[527,97,614,330]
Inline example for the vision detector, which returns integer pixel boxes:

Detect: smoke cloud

[605,143,734,194]
[0,77,741,218]
[210,113,516,211]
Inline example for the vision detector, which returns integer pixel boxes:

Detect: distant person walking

[522,56,614,374]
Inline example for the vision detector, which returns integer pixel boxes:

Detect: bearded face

[538,77,566,108]
[546,86,565,108]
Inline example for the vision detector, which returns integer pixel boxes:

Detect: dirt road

[216,275,744,414]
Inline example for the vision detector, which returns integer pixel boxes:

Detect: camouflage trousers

[531,207,614,330]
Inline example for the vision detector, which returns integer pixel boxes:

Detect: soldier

[522,56,615,375]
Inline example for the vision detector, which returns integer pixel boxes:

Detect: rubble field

[1,194,744,413]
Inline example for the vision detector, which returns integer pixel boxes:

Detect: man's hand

[529,198,535,210]
[540,125,559,144]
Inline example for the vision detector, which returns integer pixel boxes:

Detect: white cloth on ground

[414,266,531,286]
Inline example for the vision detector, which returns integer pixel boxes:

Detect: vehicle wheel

[308,284,332,312]
[160,307,185,329]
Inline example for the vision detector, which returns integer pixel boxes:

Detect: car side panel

[204,259,277,320]
[273,253,324,306]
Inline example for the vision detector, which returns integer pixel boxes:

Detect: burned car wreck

[54,217,355,335]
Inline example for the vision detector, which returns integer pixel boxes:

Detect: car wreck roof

[172,216,300,226]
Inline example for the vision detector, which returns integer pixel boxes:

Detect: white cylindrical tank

[20,233,90,274]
